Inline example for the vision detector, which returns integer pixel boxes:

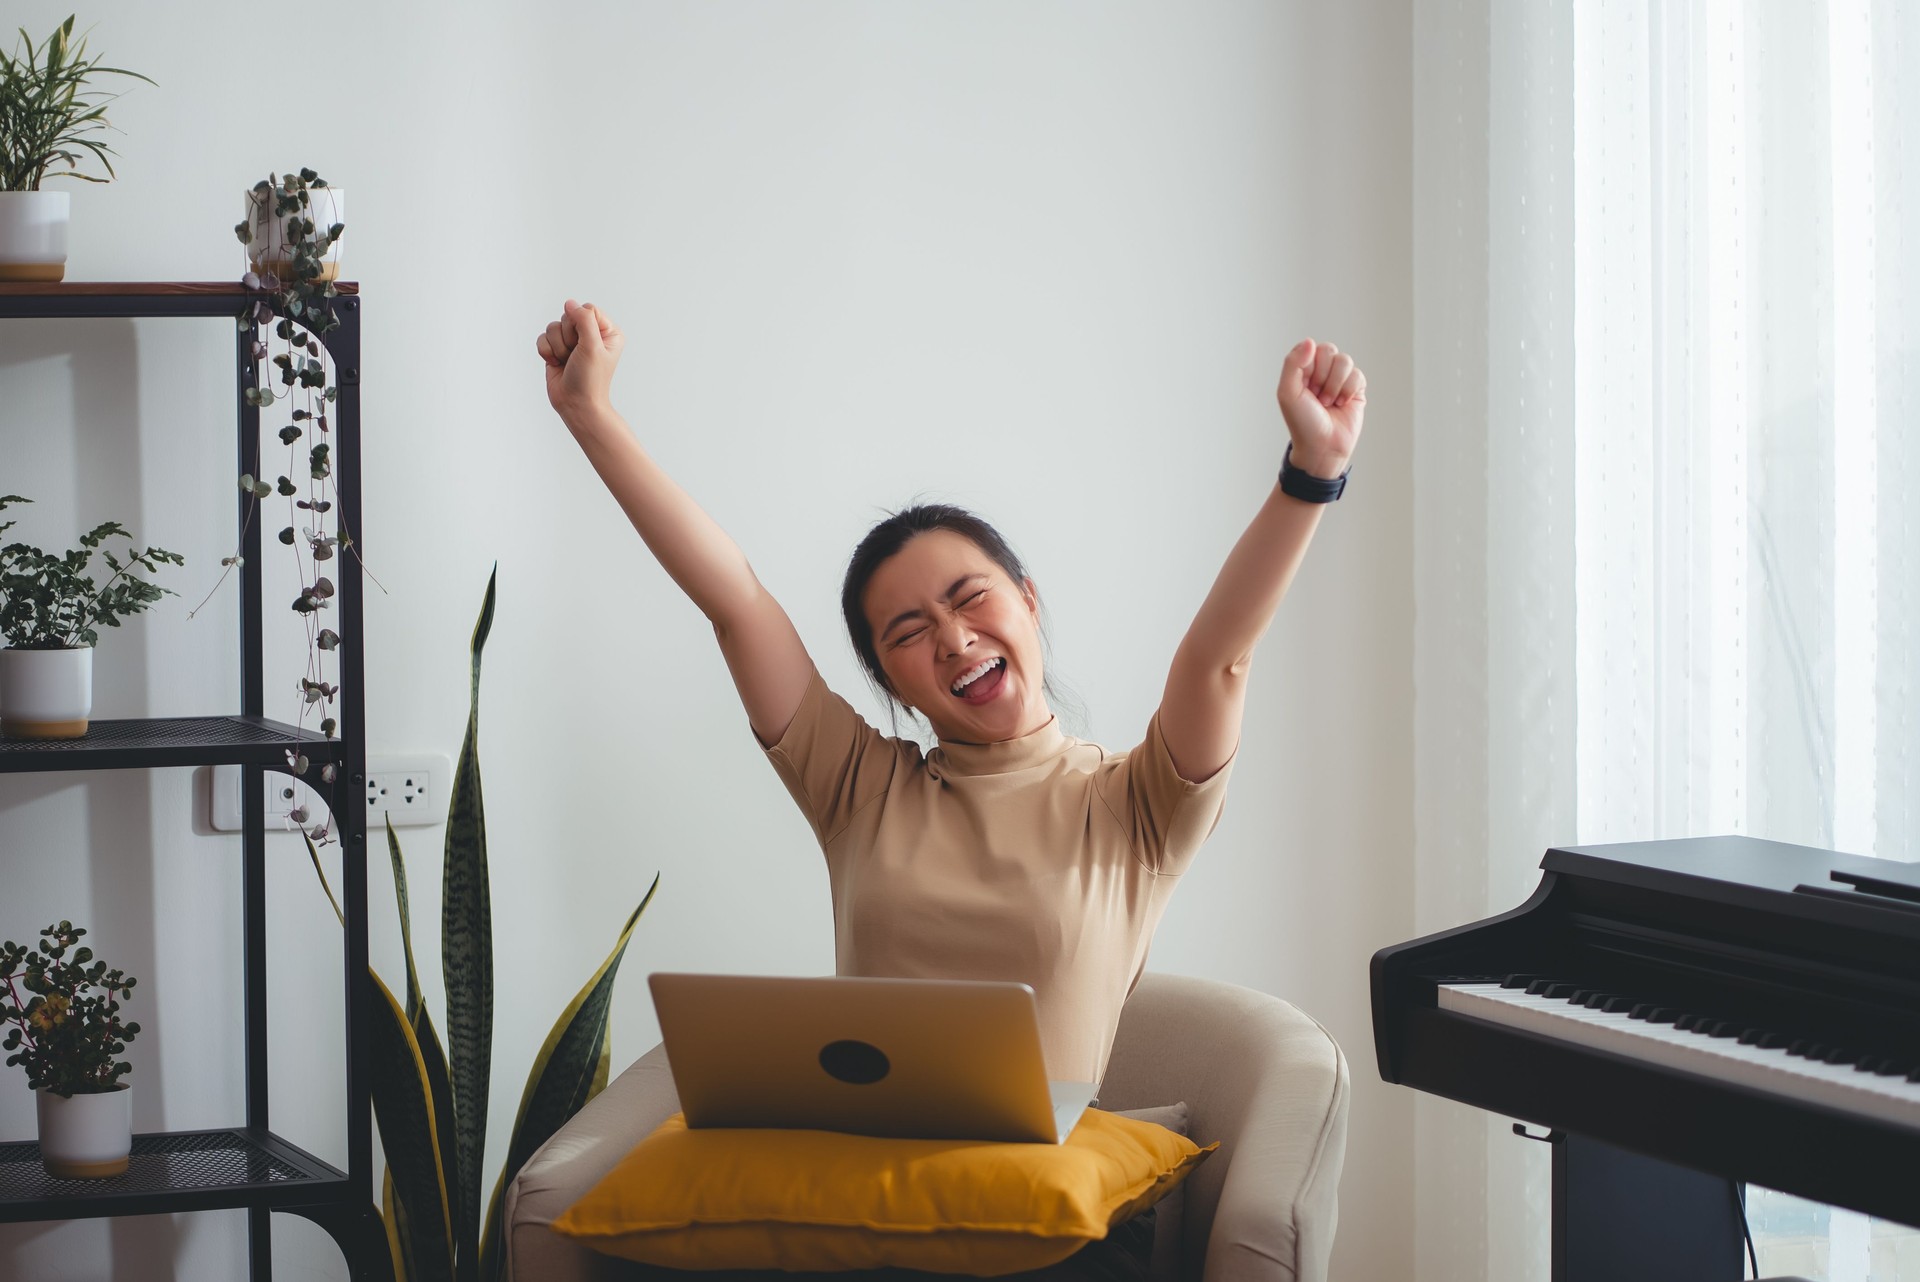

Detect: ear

[1021,577,1039,614]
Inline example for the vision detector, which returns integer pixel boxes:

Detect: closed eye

[887,587,987,647]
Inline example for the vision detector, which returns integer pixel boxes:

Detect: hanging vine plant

[192,168,355,844]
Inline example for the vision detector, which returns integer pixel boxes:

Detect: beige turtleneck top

[757,667,1235,1084]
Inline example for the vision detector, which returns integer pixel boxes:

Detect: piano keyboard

[1438,979,1920,1132]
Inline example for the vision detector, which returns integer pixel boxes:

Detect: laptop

[648,973,1098,1144]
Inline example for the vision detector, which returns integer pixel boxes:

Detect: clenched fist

[537,299,624,427]
[1275,339,1366,480]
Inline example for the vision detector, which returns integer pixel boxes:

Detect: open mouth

[950,657,1007,704]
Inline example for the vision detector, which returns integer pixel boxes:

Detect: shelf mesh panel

[0,717,308,754]
[0,1131,314,1201]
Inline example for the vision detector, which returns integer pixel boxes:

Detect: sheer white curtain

[1412,2,1920,1279]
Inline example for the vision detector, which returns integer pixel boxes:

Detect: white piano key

[1437,983,1920,1130]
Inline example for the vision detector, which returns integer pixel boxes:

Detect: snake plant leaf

[385,816,423,1024]
[384,1171,417,1282]
[369,970,456,1282]
[388,816,466,1260]
[443,564,497,1268]
[302,830,344,928]
[475,877,659,1282]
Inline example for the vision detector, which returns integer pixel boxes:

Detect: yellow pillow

[550,1108,1214,1276]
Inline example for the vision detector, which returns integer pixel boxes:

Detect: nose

[935,611,976,661]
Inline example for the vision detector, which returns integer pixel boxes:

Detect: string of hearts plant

[191,168,358,846]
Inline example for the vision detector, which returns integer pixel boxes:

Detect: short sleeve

[757,667,900,850]
[1094,709,1235,877]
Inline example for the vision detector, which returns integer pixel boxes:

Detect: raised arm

[1156,338,1367,783]
[538,300,814,746]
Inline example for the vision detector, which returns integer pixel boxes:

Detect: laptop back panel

[648,973,1067,1143]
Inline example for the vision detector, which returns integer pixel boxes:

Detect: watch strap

[1278,444,1349,503]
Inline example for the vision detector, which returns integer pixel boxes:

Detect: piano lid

[1545,835,1920,939]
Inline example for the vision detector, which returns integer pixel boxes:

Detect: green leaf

[385,817,466,1265]
[385,817,425,1025]
[368,972,456,1282]
[383,1174,418,1282]
[476,877,658,1282]
[301,832,344,928]
[442,565,497,1270]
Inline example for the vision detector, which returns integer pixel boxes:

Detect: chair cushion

[549,1107,1213,1277]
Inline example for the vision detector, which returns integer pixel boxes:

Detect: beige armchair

[505,973,1349,1282]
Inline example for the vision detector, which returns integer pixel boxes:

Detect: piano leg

[1549,1132,1744,1281]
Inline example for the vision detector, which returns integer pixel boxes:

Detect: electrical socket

[364,755,451,830]
[208,753,452,833]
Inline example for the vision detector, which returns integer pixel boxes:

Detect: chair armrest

[503,1044,681,1282]
[1099,975,1350,1282]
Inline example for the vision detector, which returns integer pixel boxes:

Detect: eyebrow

[880,574,989,641]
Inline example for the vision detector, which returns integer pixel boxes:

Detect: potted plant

[0,922,141,1178]
[197,168,352,834]
[239,168,345,284]
[0,495,183,738]
[0,15,153,281]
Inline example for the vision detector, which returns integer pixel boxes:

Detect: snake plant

[358,568,657,1281]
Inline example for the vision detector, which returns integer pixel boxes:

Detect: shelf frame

[0,282,383,1281]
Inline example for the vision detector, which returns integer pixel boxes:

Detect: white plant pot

[245,184,345,283]
[37,1084,132,1179]
[0,645,93,738]
[0,190,71,282]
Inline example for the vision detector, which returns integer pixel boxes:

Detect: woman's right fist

[538,298,624,425]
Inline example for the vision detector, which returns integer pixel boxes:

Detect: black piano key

[1543,983,1578,999]
[1500,974,1537,989]
[1907,1066,1920,1082]
[1874,1061,1909,1077]
[1641,1006,1678,1023]
[1581,992,1613,1009]
[1823,1047,1857,1064]
[1707,1020,1741,1039]
[1673,1013,1702,1031]
[1525,979,1557,996]
[1602,996,1636,1014]
[1567,990,1596,1005]
[1790,1041,1826,1059]
[1737,1028,1767,1045]
[1758,1032,1790,1049]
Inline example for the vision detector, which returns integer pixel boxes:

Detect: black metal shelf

[0,1127,344,1222]
[0,280,359,320]
[0,282,383,1278]
[0,716,338,774]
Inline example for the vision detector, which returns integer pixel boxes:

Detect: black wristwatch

[1278,444,1350,503]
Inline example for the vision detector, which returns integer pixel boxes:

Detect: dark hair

[840,503,1083,739]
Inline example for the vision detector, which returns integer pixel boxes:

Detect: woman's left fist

[1276,338,1366,479]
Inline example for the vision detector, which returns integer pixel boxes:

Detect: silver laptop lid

[648,973,1086,1143]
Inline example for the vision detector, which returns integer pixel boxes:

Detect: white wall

[0,3,1413,1278]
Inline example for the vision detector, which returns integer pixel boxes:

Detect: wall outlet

[364,755,451,830]
[209,753,453,833]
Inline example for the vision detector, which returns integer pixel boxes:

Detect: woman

[536,299,1365,1091]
